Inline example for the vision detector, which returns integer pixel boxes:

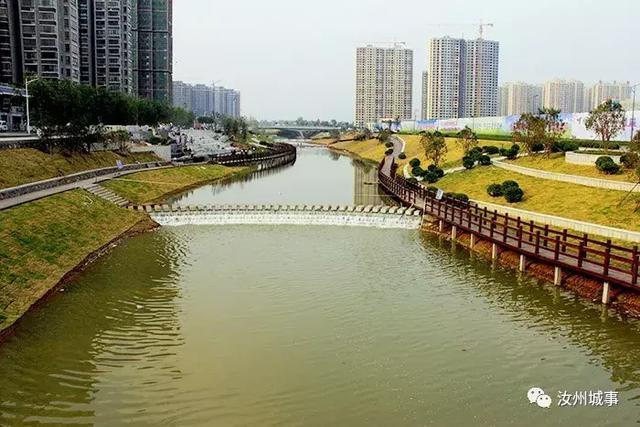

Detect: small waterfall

[149,205,422,229]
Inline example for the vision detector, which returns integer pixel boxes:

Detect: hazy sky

[174,0,640,121]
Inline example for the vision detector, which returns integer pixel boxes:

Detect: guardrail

[210,143,297,166]
[0,161,171,201]
[377,160,640,292]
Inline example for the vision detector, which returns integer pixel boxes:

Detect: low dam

[135,204,423,229]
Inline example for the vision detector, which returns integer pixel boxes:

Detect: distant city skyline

[173,0,640,121]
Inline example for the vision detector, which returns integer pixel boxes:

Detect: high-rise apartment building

[498,85,508,116]
[426,37,499,120]
[172,81,241,118]
[462,39,499,118]
[172,80,192,110]
[426,37,464,120]
[421,70,428,120]
[134,0,172,102]
[354,44,413,127]
[588,81,631,110]
[0,0,13,84]
[502,82,542,116]
[542,79,584,113]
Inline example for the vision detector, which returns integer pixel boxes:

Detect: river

[1,147,640,426]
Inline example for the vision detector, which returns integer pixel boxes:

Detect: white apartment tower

[589,81,631,110]
[426,36,499,120]
[355,44,413,127]
[421,70,428,120]
[427,37,464,120]
[542,79,584,113]
[503,82,543,116]
[462,39,499,118]
[498,86,509,116]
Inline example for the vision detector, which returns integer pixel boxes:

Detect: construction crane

[478,21,494,39]
[420,21,494,39]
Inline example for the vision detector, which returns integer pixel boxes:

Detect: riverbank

[0,163,252,338]
[0,148,161,189]
[0,190,154,336]
[102,164,250,204]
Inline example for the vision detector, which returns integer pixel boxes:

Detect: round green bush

[385,148,394,155]
[487,183,503,197]
[478,155,492,166]
[620,152,639,169]
[427,164,444,177]
[532,143,544,152]
[595,156,620,174]
[504,186,524,203]
[411,166,424,177]
[398,152,407,160]
[385,141,394,148]
[452,193,469,203]
[426,186,438,194]
[482,145,500,155]
[409,158,421,168]
[502,180,520,190]
[422,171,440,183]
[462,157,475,169]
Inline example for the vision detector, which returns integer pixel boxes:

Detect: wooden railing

[378,160,640,290]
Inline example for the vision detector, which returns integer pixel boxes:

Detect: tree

[378,129,391,143]
[512,113,545,155]
[420,131,448,166]
[456,126,478,155]
[585,100,626,152]
[538,108,567,157]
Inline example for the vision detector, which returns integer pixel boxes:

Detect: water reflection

[169,147,389,207]
[0,231,186,425]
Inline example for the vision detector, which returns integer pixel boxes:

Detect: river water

[2,147,640,426]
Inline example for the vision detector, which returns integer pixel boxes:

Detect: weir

[138,204,423,229]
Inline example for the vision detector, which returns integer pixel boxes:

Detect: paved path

[0,165,174,210]
[382,135,404,175]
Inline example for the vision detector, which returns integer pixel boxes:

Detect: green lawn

[0,190,147,332]
[507,153,637,182]
[103,164,248,204]
[0,148,161,189]
[436,166,640,232]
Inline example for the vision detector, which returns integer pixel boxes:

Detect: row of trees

[29,78,195,152]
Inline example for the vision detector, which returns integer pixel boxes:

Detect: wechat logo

[528,387,552,409]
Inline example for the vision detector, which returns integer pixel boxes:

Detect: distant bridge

[130,204,423,229]
[258,125,341,131]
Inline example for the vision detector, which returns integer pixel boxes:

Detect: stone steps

[85,184,130,207]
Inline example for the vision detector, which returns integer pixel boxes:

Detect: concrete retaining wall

[566,151,622,165]
[493,160,639,192]
[472,199,640,242]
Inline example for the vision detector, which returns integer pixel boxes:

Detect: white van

[0,120,8,132]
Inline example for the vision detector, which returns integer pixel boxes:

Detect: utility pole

[24,77,40,135]
[631,84,639,142]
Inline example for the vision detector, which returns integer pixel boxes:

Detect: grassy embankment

[435,166,640,232]
[506,153,637,182]
[0,190,150,333]
[0,148,161,189]
[331,136,510,170]
[103,164,248,204]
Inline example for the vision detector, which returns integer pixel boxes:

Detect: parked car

[0,120,8,132]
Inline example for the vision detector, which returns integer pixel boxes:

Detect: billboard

[384,111,639,141]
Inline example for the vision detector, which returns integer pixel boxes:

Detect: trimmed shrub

[398,152,407,160]
[462,157,475,169]
[532,143,544,152]
[426,186,439,195]
[385,141,394,148]
[411,166,424,177]
[502,180,520,190]
[409,158,421,168]
[478,155,492,166]
[504,186,525,203]
[482,145,500,155]
[427,164,444,177]
[595,156,620,174]
[452,193,469,203]
[620,152,639,169]
[423,171,440,183]
[487,183,503,197]
[385,148,394,155]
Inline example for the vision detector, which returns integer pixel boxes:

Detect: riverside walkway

[377,145,640,301]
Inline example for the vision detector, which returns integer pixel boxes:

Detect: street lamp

[24,76,40,135]
[630,83,639,142]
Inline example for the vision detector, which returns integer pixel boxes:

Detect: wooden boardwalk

[377,157,639,297]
